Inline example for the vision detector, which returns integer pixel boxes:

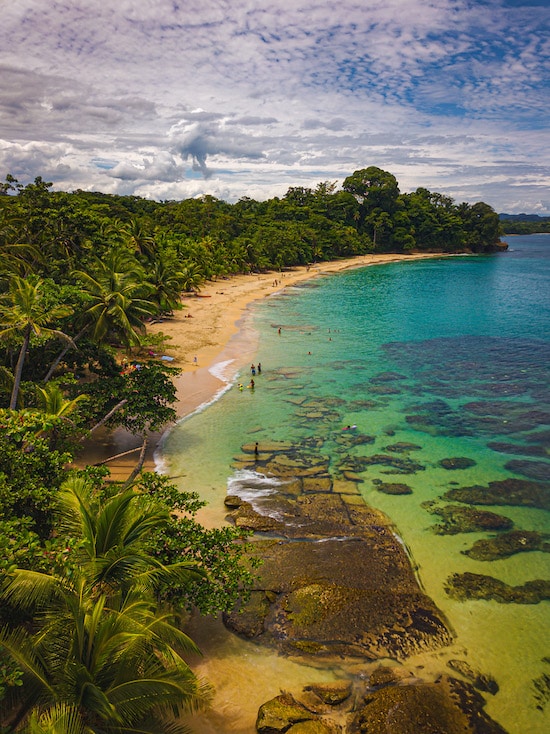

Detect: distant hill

[499,213,550,234]
[499,213,550,221]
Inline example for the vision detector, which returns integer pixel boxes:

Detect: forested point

[499,213,550,234]
[0,167,505,732]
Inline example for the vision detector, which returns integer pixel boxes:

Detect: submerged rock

[463,530,550,561]
[445,572,550,603]
[373,480,413,495]
[256,674,508,734]
[447,659,499,694]
[487,441,548,457]
[428,504,514,535]
[439,457,477,470]
[384,442,422,453]
[349,675,508,734]
[444,478,550,510]
[533,672,550,712]
[504,458,550,481]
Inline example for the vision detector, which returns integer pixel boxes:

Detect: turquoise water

[164,236,550,733]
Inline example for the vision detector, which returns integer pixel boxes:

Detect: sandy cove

[81,252,442,479]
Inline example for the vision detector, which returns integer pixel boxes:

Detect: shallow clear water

[164,236,550,733]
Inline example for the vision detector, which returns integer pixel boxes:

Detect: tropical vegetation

[0,166,504,731]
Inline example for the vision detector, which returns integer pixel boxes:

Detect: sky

[1,0,549,213]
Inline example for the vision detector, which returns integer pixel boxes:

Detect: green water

[163,237,550,733]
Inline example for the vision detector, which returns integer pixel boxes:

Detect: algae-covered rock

[463,530,550,561]
[225,531,453,659]
[368,665,410,688]
[286,721,342,733]
[445,572,550,603]
[429,504,513,535]
[350,453,425,474]
[533,672,550,712]
[443,478,550,510]
[440,457,477,470]
[384,442,422,453]
[504,458,550,481]
[256,692,315,733]
[373,480,413,495]
[257,674,507,734]
[349,675,508,733]
[303,681,352,706]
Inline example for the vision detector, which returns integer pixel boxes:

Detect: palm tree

[33,384,88,447]
[73,249,157,349]
[0,276,74,409]
[1,580,209,733]
[57,476,202,592]
[145,254,186,316]
[0,477,210,732]
[120,219,157,261]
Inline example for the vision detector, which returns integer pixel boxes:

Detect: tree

[458,201,502,252]
[0,277,73,409]
[73,249,156,349]
[0,477,210,732]
[342,167,400,243]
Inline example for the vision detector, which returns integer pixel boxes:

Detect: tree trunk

[9,328,30,410]
[123,436,149,487]
[43,325,88,383]
[87,399,128,435]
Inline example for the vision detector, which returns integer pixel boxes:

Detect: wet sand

[80,253,443,478]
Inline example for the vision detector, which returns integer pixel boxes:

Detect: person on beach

[251,364,256,376]
[254,442,259,458]
[257,362,262,374]
[249,379,255,389]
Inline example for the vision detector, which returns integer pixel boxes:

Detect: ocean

[163,235,550,734]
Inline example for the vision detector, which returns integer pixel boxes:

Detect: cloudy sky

[1,0,549,212]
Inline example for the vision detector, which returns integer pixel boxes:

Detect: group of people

[238,362,262,391]
[239,362,262,390]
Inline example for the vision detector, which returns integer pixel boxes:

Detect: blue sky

[1,0,548,212]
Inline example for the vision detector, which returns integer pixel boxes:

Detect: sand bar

[82,253,443,477]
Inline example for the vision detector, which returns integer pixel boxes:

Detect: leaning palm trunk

[87,399,128,435]
[123,435,148,487]
[9,327,30,409]
[42,325,88,383]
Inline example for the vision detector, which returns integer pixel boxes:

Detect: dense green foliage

[499,214,550,234]
[0,167,504,730]
[0,475,212,732]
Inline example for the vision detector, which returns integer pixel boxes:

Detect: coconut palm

[33,384,89,447]
[0,276,74,409]
[145,254,186,316]
[73,249,156,349]
[120,219,157,261]
[0,579,209,733]
[57,476,203,593]
[0,477,209,732]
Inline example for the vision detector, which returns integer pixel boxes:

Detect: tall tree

[0,277,73,409]
[73,249,156,349]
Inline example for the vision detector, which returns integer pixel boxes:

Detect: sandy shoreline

[82,252,443,478]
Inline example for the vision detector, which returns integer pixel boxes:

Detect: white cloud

[0,0,548,212]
